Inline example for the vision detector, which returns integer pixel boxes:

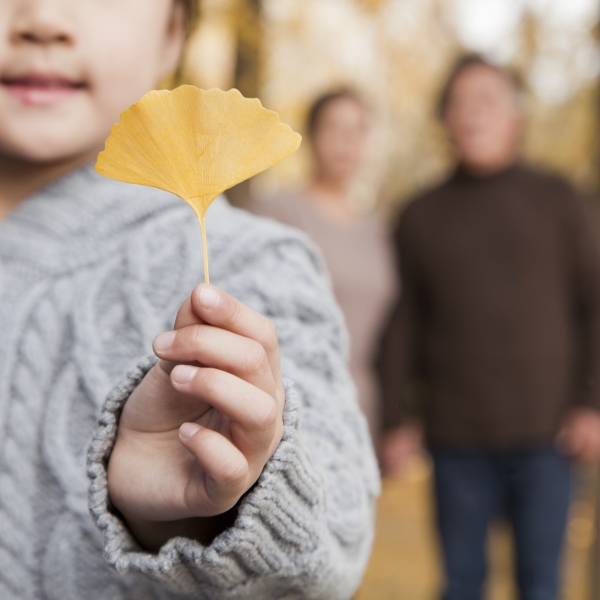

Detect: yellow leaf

[96,86,302,283]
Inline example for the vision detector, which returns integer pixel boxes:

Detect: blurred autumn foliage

[181,0,600,215]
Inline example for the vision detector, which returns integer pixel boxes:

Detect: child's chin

[0,108,103,162]
[2,137,97,165]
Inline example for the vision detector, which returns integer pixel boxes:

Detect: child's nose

[10,0,75,47]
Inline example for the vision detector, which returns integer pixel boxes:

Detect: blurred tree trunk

[233,0,262,99]
[591,21,600,600]
[593,16,600,585]
[226,0,263,207]
[594,18,600,195]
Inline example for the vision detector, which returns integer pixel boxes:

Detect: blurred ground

[355,458,597,600]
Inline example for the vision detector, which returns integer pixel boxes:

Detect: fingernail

[154,331,176,354]
[179,422,201,440]
[172,364,197,385]
[198,285,220,309]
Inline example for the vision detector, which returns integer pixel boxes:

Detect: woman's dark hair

[307,89,365,136]
[437,54,523,118]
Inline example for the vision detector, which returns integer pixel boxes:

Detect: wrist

[119,510,237,552]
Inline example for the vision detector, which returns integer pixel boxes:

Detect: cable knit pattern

[0,165,379,600]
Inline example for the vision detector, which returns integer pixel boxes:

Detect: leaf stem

[200,212,209,284]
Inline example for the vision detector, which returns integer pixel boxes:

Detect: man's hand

[557,407,600,463]
[107,285,285,549]
[380,422,423,476]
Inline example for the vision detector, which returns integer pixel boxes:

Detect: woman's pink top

[252,191,399,441]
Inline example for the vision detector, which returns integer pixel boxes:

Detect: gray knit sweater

[0,166,379,600]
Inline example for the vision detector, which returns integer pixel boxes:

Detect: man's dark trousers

[432,448,571,600]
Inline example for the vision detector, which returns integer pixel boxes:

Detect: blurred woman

[252,90,398,443]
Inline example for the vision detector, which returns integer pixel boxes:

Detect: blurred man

[379,55,600,600]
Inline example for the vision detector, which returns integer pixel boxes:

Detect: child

[0,1,378,599]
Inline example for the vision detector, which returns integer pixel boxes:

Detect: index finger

[173,295,206,329]
[157,296,207,376]
[190,285,282,383]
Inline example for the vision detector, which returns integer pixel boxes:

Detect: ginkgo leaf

[95,86,302,283]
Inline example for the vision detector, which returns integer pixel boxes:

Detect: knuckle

[191,324,208,349]
[229,297,245,328]
[193,430,211,454]
[251,397,278,432]
[261,320,279,354]
[219,459,247,487]
[196,367,220,394]
[242,341,268,374]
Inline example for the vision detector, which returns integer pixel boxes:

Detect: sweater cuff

[87,357,330,596]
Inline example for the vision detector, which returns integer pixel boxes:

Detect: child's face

[0,0,185,164]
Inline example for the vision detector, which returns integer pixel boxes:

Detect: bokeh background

[178,1,600,598]
[179,0,600,212]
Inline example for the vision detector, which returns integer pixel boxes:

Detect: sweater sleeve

[566,190,600,410]
[87,228,379,600]
[378,205,427,430]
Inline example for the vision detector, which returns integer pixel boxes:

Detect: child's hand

[107,285,285,549]
[557,406,600,463]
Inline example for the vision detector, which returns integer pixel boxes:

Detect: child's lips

[1,74,85,106]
